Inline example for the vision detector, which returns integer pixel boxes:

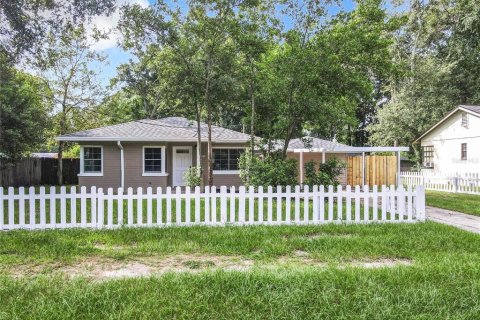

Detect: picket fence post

[0,184,429,230]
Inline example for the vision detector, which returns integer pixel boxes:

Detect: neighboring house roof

[31,152,58,158]
[287,137,349,151]
[57,117,252,142]
[414,105,480,143]
[286,136,408,153]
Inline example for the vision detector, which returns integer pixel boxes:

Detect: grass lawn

[0,222,480,318]
[426,190,480,216]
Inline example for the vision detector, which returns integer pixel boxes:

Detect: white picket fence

[400,171,480,195]
[0,185,425,231]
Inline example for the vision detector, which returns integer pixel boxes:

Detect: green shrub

[304,158,346,187]
[239,152,298,188]
[183,166,202,188]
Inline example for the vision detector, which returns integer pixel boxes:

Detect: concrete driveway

[426,206,480,234]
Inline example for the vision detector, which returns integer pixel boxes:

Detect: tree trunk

[207,104,213,187]
[57,140,64,185]
[281,121,296,159]
[249,80,255,154]
[195,103,203,187]
[57,105,67,185]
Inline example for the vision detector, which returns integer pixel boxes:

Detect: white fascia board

[57,136,250,143]
[291,147,409,153]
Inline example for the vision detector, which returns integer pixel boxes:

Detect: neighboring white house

[415,105,480,173]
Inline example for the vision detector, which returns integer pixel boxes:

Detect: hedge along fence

[0,185,426,231]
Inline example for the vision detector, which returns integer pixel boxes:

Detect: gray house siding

[78,141,247,189]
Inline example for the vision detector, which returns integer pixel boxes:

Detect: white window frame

[212,147,246,174]
[142,146,167,176]
[79,145,103,177]
[461,112,469,128]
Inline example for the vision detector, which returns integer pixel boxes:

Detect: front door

[172,147,192,186]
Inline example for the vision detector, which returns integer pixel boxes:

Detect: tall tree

[0,58,50,165]
[37,25,107,184]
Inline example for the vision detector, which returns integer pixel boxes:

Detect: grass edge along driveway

[426,190,480,217]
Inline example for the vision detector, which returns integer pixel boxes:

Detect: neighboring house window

[81,146,103,175]
[213,148,244,171]
[143,146,166,175]
[461,112,468,128]
[461,143,467,160]
[422,146,434,168]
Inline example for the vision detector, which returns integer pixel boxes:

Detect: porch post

[362,152,366,186]
[321,149,326,164]
[396,151,401,186]
[300,150,304,184]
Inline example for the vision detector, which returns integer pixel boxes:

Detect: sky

[90,0,404,88]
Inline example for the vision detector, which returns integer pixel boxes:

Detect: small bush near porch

[0,223,480,318]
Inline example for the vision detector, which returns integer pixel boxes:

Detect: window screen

[422,146,434,168]
[144,147,163,172]
[83,147,102,173]
[461,143,467,160]
[213,149,244,171]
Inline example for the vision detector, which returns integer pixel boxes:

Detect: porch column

[396,151,401,186]
[321,148,326,164]
[362,152,366,186]
[300,150,304,184]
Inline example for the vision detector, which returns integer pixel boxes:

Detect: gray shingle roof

[58,117,251,142]
[287,137,349,151]
[460,105,480,115]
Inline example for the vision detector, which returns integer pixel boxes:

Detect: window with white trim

[461,143,467,160]
[422,145,434,168]
[143,147,166,174]
[213,148,244,171]
[82,147,102,174]
[461,112,468,128]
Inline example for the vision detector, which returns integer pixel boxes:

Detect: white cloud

[88,0,149,51]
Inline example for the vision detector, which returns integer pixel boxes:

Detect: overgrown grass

[0,223,480,318]
[426,190,480,216]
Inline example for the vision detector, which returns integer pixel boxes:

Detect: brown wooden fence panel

[0,158,79,187]
[347,155,397,186]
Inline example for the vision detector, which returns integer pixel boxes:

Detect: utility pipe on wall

[117,141,124,189]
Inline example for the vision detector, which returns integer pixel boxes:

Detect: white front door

[172,147,192,186]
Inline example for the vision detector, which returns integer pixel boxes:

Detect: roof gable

[414,105,480,143]
[58,117,251,142]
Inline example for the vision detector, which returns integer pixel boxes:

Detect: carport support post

[362,152,366,186]
[300,150,304,185]
[396,151,401,186]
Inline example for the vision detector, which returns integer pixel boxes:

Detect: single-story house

[414,105,480,173]
[58,117,250,189]
[58,118,409,189]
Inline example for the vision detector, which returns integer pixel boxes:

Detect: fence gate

[347,155,397,186]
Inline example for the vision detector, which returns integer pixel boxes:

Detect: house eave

[413,106,480,143]
[57,136,250,143]
[290,146,409,153]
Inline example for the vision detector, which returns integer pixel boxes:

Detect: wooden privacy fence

[0,158,79,187]
[0,185,425,230]
[401,171,480,195]
[347,155,397,186]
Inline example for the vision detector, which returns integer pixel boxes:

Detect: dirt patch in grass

[7,255,255,280]
[283,233,358,240]
[349,258,413,269]
[6,255,413,279]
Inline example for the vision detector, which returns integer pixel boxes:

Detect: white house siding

[420,110,480,173]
